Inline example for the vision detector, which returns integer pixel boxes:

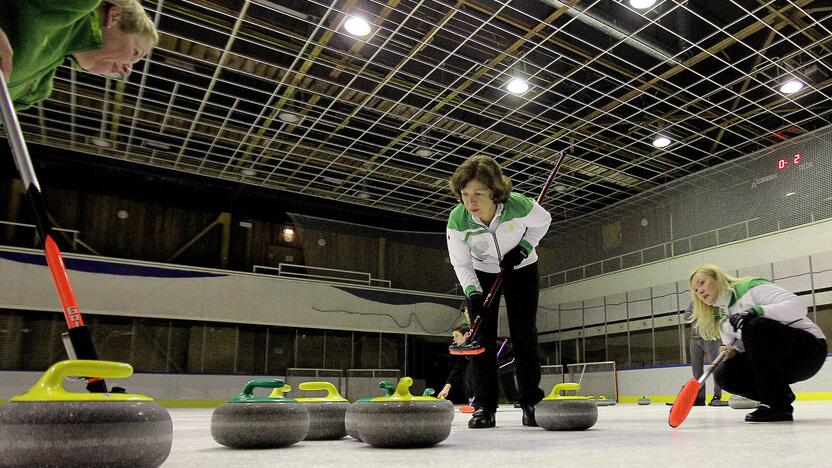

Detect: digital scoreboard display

[776,153,801,170]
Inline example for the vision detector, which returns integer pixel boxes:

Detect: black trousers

[714,316,827,411]
[472,262,544,411]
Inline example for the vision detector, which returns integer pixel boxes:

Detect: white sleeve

[519,201,552,252]
[752,283,806,322]
[447,228,481,297]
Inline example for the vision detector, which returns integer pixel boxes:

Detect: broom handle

[698,351,726,384]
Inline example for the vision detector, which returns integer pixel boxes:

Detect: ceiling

[10,0,832,231]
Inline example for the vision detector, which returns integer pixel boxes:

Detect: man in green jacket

[0,0,158,109]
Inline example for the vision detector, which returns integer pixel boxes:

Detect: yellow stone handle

[546,382,581,399]
[392,377,415,399]
[298,381,344,400]
[11,360,150,402]
[268,384,292,399]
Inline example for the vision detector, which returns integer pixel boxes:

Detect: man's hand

[467,292,484,319]
[720,344,737,359]
[0,27,13,81]
[437,383,452,399]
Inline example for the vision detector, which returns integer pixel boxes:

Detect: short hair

[105,0,160,46]
[449,155,512,204]
[452,324,470,335]
[689,264,739,340]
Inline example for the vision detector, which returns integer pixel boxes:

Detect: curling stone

[595,396,616,406]
[0,360,172,467]
[353,377,453,448]
[637,395,652,405]
[211,379,309,448]
[345,381,395,441]
[728,394,761,410]
[535,382,598,431]
[272,381,350,440]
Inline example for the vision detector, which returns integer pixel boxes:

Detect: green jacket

[446,192,551,297]
[0,0,103,109]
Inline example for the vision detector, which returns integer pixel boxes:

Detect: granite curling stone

[637,395,652,405]
[211,379,309,448]
[535,382,599,431]
[728,394,761,410]
[271,381,350,440]
[353,377,453,448]
[345,381,395,441]
[595,396,616,406]
[0,360,172,467]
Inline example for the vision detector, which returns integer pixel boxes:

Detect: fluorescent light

[553,184,568,193]
[779,79,804,94]
[629,0,657,9]
[344,16,371,36]
[252,0,310,21]
[241,169,256,176]
[90,137,111,148]
[652,136,671,148]
[278,112,299,123]
[415,148,433,157]
[143,140,171,151]
[506,78,529,94]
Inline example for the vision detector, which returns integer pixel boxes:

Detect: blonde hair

[449,155,512,203]
[105,0,160,46]
[688,264,740,340]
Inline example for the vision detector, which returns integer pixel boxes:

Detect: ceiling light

[278,112,299,123]
[553,184,568,193]
[506,78,529,94]
[415,148,433,157]
[143,140,171,151]
[357,191,371,199]
[90,137,112,148]
[786,192,796,197]
[629,0,657,9]
[779,78,804,94]
[241,168,257,176]
[344,16,371,36]
[652,135,671,148]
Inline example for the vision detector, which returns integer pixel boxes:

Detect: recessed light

[90,137,112,148]
[357,191,371,199]
[415,148,433,157]
[629,0,657,9]
[241,168,257,176]
[652,136,671,148]
[779,79,804,94]
[553,184,568,193]
[506,78,529,94]
[278,112,299,123]
[344,16,371,36]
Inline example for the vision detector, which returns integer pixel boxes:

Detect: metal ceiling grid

[7,0,832,228]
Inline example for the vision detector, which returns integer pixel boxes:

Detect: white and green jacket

[446,192,551,298]
[714,277,825,351]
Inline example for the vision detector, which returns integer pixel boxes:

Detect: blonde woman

[446,155,551,429]
[0,0,159,108]
[689,264,827,422]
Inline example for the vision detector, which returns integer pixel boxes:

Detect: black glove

[728,309,758,332]
[466,292,484,320]
[500,245,529,270]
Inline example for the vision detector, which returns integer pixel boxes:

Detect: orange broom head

[459,405,476,413]
[668,379,701,428]
[449,347,485,356]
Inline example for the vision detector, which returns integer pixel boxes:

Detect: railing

[253,263,392,288]
[0,220,100,255]
[541,217,760,288]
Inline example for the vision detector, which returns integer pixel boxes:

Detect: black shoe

[521,405,537,427]
[745,406,793,423]
[693,397,706,407]
[468,408,496,429]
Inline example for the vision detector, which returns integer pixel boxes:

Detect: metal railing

[0,219,100,255]
[541,217,760,288]
[253,263,392,288]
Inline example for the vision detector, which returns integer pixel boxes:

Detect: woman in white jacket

[689,264,827,422]
[446,155,551,429]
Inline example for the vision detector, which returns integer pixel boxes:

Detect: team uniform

[713,278,827,414]
[446,192,551,412]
